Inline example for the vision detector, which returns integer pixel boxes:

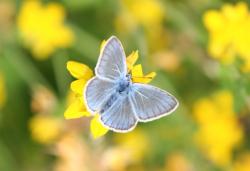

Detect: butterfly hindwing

[130,83,178,122]
[96,36,127,81]
[100,95,138,132]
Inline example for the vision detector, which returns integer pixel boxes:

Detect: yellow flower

[193,91,243,166]
[29,114,62,144]
[65,39,156,138]
[65,60,107,139]
[65,61,93,119]
[233,152,250,171]
[203,2,250,72]
[90,114,109,139]
[0,73,6,109]
[17,0,74,59]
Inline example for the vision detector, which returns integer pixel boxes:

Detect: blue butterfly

[84,36,178,133]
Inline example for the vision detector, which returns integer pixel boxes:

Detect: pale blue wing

[100,95,138,132]
[130,83,178,122]
[95,36,127,81]
[84,77,116,113]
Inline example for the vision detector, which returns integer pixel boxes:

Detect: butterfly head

[126,73,132,82]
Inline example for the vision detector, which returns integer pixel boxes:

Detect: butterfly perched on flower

[84,36,178,133]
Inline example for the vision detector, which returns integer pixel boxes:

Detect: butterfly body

[100,75,131,113]
[84,36,178,133]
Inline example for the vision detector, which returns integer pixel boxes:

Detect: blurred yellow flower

[115,0,164,32]
[203,2,250,72]
[152,51,181,72]
[164,152,194,171]
[193,91,243,166]
[17,0,74,59]
[0,0,14,36]
[65,39,156,138]
[0,73,6,109]
[102,129,149,171]
[125,0,164,25]
[54,132,91,171]
[29,114,62,144]
[115,0,168,54]
[31,85,56,114]
[233,152,250,171]
[114,129,149,162]
[102,147,131,171]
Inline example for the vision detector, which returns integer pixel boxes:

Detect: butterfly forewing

[85,77,116,113]
[129,83,178,122]
[96,36,127,81]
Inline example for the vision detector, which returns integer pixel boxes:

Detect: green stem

[70,24,100,61]
[3,46,53,90]
[52,51,71,97]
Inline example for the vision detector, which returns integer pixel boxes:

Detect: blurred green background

[1,0,250,171]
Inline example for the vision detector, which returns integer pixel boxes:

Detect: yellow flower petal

[90,114,109,139]
[126,51,139,71]
[132,72,156,83]
[131,64,143,77]
[70,79,87,95]
[64,98,90,119]
[131,64,156,83]
[67,61,93,79]
[100,40,107,50]
[142,72,156,83]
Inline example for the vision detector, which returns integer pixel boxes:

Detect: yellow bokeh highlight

[17,0,74,59]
